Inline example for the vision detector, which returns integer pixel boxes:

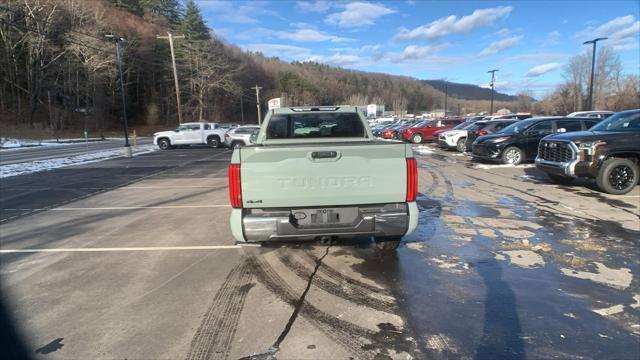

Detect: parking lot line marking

[0,186,223,190]
[0,245,242,253]
[2,205,230,211]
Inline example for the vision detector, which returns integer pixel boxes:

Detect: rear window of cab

[266,113,365,139]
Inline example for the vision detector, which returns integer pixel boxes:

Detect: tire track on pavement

[244,254,375,360]
[278,252,397,314]
[186,261,254,360]
[297,251,393,297]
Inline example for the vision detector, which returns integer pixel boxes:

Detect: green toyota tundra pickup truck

[228,106,419,249]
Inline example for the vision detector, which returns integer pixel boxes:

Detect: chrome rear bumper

[239,203,410,242]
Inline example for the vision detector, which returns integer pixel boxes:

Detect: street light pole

[583,37,607,111]
[106,34,131,156]
[487,69,499,115]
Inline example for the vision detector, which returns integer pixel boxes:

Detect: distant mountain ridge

[422,80,535,102]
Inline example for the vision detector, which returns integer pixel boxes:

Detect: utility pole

[240,95,245,124]
[487,69,499,115]
[444,81,448,117]
[253,85,262,125]
[157,32,185,124]
[583,37,607,111]
[105,34,131,157]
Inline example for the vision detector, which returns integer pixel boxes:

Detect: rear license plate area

[292,207,358,226]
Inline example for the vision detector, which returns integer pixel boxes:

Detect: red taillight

[479,130,489,135]
[406,158,417,202]
[228,164,242,208]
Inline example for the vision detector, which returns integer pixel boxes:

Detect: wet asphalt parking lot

[0,144,639,359]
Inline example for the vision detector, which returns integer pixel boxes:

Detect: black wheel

[547,174,573,185]
[502,146,524,165]
[596,158,639,195]
[374,237,401,250]
[158,138,171,150]
[232,141,242,149]
[207,136,220,148]
[456,138,467,152]
[411,133,423,144]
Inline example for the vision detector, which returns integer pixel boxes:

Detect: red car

[402,118,464,143]
[381,128,397,139]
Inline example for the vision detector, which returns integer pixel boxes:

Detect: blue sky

[196,0,640,97]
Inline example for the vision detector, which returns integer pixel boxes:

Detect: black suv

[471,117,600,165]
[464,120,518,151]
[536,109,640,194]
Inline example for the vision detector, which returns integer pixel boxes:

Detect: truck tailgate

[239,143,409,208]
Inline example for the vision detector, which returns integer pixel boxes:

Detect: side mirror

[249,129,260,144]
[174,129,180,132]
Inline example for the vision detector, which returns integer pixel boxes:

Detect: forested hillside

[422,80,531,102]
[3,0,589,137]
[0,0,527,135]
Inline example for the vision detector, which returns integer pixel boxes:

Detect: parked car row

[153,122,259,149]
[428,109,639,195]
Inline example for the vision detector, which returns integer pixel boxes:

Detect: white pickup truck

[153,122,227,149]
[228,106,419,250]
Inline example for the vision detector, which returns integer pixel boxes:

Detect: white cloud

[329,44,382,53]
[235,27,352,43]
[386,44,452,62]
[525,63,562,77]
[198,1,286,24]
[577,15,640,51]
[542,31,561,46]
[479,35,522,56]
[304,54,366,66]
[244,44,312,59]
[325,2,396,28]
[494,28,511,37]
[395,6,512,41]
[276,28,353,42]
[296,1,332,13]
[197,1,259,24]
[503,52,570,64]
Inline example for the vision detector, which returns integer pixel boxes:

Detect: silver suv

[224,125,260,148]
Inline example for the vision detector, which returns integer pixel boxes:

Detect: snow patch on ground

[593,304,625,316]
[0,138,22,148]
[0,137,126,150]
[560,262,633,289]
[413,146,434,154]
[0,144,157,178]
[501,250,545,268]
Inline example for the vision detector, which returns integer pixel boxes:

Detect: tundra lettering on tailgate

[276,176,372,190]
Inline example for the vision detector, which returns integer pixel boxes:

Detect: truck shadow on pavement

[474,258,525,360]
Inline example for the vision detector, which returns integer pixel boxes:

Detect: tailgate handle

[311,151,338,159]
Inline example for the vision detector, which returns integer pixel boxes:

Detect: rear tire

[502,146,524,165]
[374,237,401,251]
[596,158,639,195]
[207,136,220,148]
[411,134,423,144]
[158,138,171,150]
[547,174,573,185]
[456,138,467,152]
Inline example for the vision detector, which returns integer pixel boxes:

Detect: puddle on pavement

[452,200,500,218]
[241,182,639,359]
